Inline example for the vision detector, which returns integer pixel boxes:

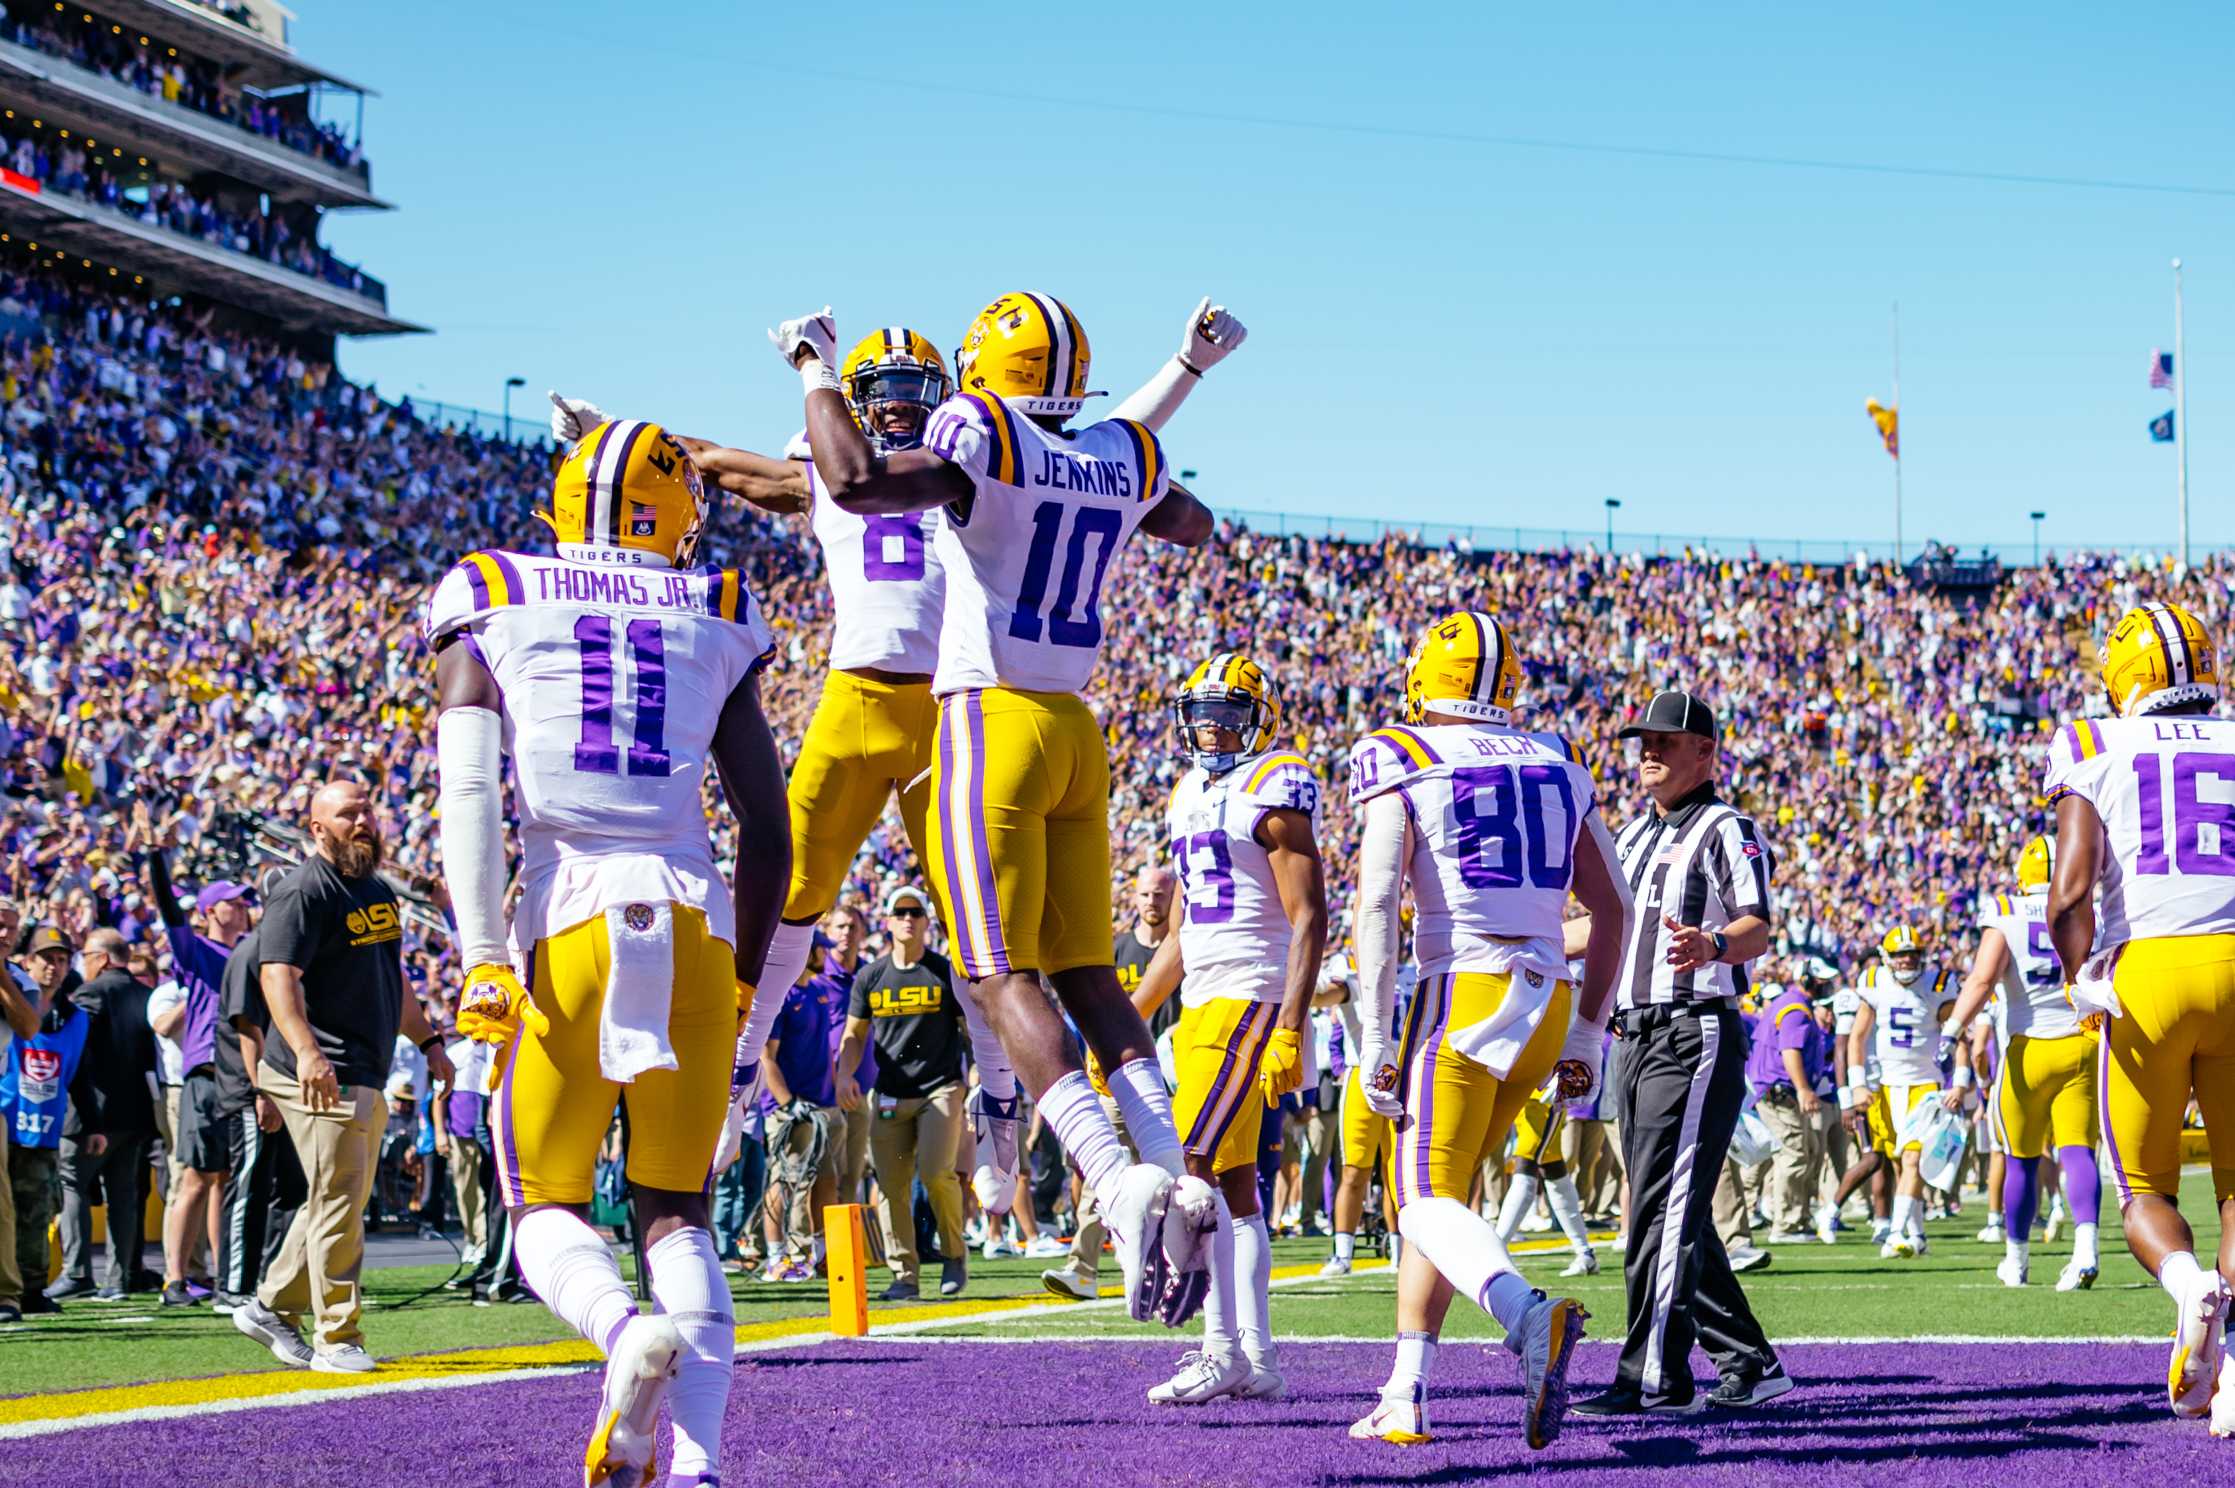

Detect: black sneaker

[939,1259,967,1298]
[0,1301,21,1323]
[880,1279,920,1301]
[43,1276,96,1301]
[1572,1387,1705,1417]
[18,1292,62,1316]
[161,1280,200,1307]
[1707,1364,1795,1409]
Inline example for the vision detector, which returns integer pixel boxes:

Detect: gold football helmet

[2016,835,2054,893]
[542,419,707,568]
[1877,925,1924,985]
[1403,611,1521,725]
[1171,652,1282,774]
[2100,603,2219,717]
[839,328,951,453]
[954,292,1092,419]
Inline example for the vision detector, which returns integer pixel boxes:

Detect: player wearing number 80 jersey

[2043,602,2235,1426]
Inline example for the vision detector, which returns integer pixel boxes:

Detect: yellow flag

[1865,398,1899,458]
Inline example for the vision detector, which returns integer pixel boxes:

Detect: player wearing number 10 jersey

[427,421,791,1487]
[2043,602,2235,1428]
[776,291,1229,1331]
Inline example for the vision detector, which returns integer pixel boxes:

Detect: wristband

[800,360,841,396]
[1710,931,1730,961]
[1940,1017,1961,1041]
[1175,354,1205,378]
[1953,1066,1974,1089]
[417,1034,443,1055]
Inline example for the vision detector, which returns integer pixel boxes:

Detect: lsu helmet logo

[2100,603,2220,718]
[955,292,1094,420]
[1403,611,1522,725]
[543,420,708,569]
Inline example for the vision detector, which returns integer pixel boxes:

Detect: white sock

[1987,1209,2004,1228]
[1495,1174,1538,1243]
[1547,1174,1592,1254]
[2160,1249,2204,1303]
[1333,1232,1355,1264]
[740,921,816,1093]
[2005,1237,2030,1269]
[645,1227,733,1479]
[2075,1221,2100,1268]
[1200,1190,1239,1360]
[1384,1329,1437,1402]
[1234,1210,1273,1367]
[1108,1058,1186,1177]
[1042,1070,1131,1206]
[1890,1194,1917,1238]
[513,1207,636,1355]
[1398,1195,1520,1320]
[956,980,1017,1105]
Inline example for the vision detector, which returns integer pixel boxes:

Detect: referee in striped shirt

[1572,690,1791,1416]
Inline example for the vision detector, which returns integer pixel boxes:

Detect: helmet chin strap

[1889,966,1922,986]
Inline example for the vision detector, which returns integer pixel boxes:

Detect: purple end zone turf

[13,1341,2218,1486]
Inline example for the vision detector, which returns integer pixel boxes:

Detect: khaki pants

[868,1082,967,1284]
[0,1123,20,1305]
[1564,1118,1620,1217]
[1065,1094,1128,1279]
[1712,1157,1755,1251]
[836,1106,873,1207]
[257,1067,387,1350]
[1757,1095,1832,1233]
[447,1138,487,1257]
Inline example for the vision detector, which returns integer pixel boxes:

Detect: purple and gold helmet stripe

[1019,291,1075,400]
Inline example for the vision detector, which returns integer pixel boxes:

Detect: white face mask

[1888,963,1922,987]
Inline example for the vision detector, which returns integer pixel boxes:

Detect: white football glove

[547,391,609,447]
[1553,1016,1607,1102]
[1179,296,1246,373]
[1356,1040,1403,1119]
[769,306,839,369]
[2068,953,2122,1027]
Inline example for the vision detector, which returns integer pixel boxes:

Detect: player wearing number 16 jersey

[427,421,791,1487]
[2043,602,2235,1428]
[776,291,1228,1332]
[1344,612,1634,1451]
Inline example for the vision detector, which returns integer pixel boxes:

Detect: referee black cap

[1618,689,1717,739]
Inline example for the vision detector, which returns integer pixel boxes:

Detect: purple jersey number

[1174,831,1236,924]
[1886,1004,1917,1048]
[2132,751,2235,877]
[573,615,671,777]
[1449,763,1578,890]
[1010,501,1123,648]
[2024,921,2060,987]
[862,514,927,582]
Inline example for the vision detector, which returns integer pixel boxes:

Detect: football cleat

[1506,1293,1588,1451]
[1814,1203,1839,1245]
[1146,1348,1251,1406]
[1561,1250,1599,1278]
[1912,1234,1931,1257]
[1350,1391,1432,1446]
[1108,1165,1181,1323]
[1976,1220,2007,1245]
[1870,1219,1894,1246]
[1236,1360,1287,1401]
[1996,1256,2029,1288]
[1155,1176,1221,1326]
[584,1315,683,1488]
[1041,1264,1098,1301]
[2043,1196,2067,1243]
[1880,1237,1914,1260]
[2211,1352,2235,1438]
[2168,1274,2229,1418]
[2056,1259,2098,1293]
[1320,1254,1353,1278]
[971,1089,1022,1214]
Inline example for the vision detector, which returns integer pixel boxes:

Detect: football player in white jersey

[1843,927,1958,1259]
[427,422,791,1487]
[1943,836,2103,1291]
[1124,654,1327,1404]
[772,292,1227,1329]
[1344,613,1633,1451]
[2043,603,2235,1428]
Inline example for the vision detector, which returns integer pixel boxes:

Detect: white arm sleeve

[1352,790,1413,1053]
[436,706,510,969]
[1105,357,1200,433]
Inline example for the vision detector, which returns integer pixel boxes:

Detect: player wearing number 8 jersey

[2044,602,2235,1428]
[777,292,1232,1334]
[427,421,792,1486]
[1344,612,1634,1451]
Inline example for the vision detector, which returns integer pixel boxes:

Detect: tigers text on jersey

[1346,721,1594,983]
[424,549,774,947]
[791,429,944,673]
[2043,715,2235,947]
[1166,749,1323,1007]
[1977,889,2079,1041]
[1857,964,1956,1085]
[920,393,1170,697]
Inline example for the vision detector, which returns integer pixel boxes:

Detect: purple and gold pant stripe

[1393,973,1455,1207]
[2096,1034,2136,1207]
[937,691,1010,980]
[1183,1002,1274,1159]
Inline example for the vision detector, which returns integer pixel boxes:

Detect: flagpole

[2174,258,2189,567]
[1892,301,1904,561]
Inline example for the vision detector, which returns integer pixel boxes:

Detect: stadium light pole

[2029,510,2046,566]
[1605,498,1621,552]
[503,375,526,443]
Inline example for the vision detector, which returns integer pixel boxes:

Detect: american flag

[2151,350,2174,389]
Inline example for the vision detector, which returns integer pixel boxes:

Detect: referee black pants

[219,1108,306,1297]
[1614,1004,1777,1401]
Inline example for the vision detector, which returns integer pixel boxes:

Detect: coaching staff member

[231,781,451,1373]
[1572,691,1789,1416]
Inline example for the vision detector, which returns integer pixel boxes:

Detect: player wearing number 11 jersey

[2043,602,2235,1429]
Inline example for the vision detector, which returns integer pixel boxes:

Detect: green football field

[8,1168,2221,1398]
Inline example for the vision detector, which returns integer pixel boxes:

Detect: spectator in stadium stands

[840,884,968,1301]
[0,898,39,1321]
[761,954,841,1281]
[50,926,155,1301]
[820,904,874,1207]
[1116,866,1180,1039]
[229,781,450,1374]
[7,927,92,1312]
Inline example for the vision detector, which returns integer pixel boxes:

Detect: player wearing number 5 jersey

[1344,612,1633,1451]
[1843,929,1957,1260]
[426,421,791,1487]
[1944,836,2103,1291]
[777,291,1228,1333]
[2044,602,2235,1429]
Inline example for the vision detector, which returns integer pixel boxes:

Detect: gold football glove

[1258,1027,1304,1106]
[455,964,548,1045]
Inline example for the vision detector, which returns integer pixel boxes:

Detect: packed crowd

[1,4,366,173]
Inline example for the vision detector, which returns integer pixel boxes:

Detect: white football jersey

[1346,721,1595,983]
[1857,963,1957,1085]
[424,549,774,946]
[1976,889,2078,1041]
[2043,714,2235,948]
[791,429,944,674]
[921,393,1169,696]
[1167,749,1324,1007]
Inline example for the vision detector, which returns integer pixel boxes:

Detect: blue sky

[299,3,2230,553]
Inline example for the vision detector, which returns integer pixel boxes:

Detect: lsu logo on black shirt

[345,902,402,948]
[868,983,946,1017]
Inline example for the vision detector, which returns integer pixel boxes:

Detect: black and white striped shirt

[1612,784,1775,1009]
